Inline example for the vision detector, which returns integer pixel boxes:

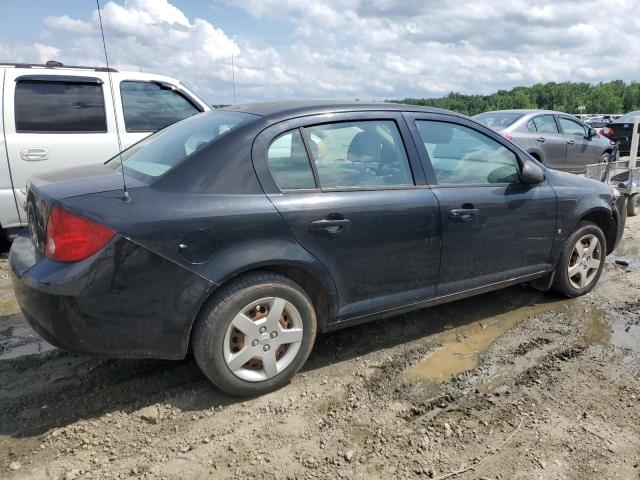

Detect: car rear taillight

[600,127,615,137]
[45,206,115,262]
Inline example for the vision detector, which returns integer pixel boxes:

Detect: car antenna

[96,0,129,202]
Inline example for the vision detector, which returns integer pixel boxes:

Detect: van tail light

[45,206,115,262]
[600,127,615,137]
[502,134,513,141]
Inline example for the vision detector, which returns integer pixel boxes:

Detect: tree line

[390,80,640,116]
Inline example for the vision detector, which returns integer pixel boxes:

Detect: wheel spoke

[568,262,581,277]
[265,298,286,329]
[231,313,259,337]
[577,270,587,288]
[227,346,255,372]
[261,350,278,378]
[277,327,303,345]
[588,258,601,270]
[586,236,598,256]
[572,244,582,258]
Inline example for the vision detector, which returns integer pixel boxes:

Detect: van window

[121,81,201,132]
[14,80,107,133]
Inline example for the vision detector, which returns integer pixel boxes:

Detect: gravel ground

[0,216,639,480]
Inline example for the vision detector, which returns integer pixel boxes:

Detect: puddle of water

[0,320,56,360]
[583,308,610,346]
[0,339,55,360]
[398,298,625,385]
[400,300,577,384]
[614,238,640,257]
[0,297,20,316]
[611,238,640,269]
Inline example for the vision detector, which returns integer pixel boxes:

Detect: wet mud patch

[515,346,586,387]
[514,337,552,356]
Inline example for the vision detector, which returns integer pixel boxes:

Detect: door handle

[567,139,576,146]
[536,137,546,143]
[20,147,49,161]
[309,218,351,233]
[450,208,480,221]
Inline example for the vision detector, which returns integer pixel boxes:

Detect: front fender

[545,169,620,260]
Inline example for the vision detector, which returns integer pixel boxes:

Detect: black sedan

[600,110,640,156]
[10,101,627,396]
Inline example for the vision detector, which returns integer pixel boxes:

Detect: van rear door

[2,69,120,222]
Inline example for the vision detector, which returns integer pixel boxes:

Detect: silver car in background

[473,109,614,173]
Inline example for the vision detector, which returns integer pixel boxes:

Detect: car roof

[223,100,460,122]
[476,109,563,116]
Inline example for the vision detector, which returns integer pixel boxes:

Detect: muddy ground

[1,217,639,480]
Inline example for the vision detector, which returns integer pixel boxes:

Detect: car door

[2,70,120,223]
[524,114,567,169]
[557,116,596,172]
[253,112,442,320]
[114,79,204,150]
[405,113,557,297]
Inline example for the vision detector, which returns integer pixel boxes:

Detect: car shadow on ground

[0,284,566,438]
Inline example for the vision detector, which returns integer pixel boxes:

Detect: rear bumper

[9,233,214,359]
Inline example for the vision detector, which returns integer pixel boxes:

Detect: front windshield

[616,111,640,123]
[473,112,523,129]
[108,110,254,179]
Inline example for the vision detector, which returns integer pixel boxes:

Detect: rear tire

[628,193,639,217]
[600,152,611,164]
[553,221,606,298]
[192,272,317,396]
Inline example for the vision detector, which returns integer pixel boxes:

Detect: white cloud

[0,42,61,64]
[15,0,640,103]
[44,14,93,34]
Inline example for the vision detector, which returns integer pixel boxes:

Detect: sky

[0,0,638,104]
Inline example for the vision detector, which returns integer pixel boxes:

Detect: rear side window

[416,120,519,185]
[267,130,316,189]
[15,80,107,133]
[120,81,200,132]
[530,115,559,134]
[112,111,252,179]
[304,120,413,189]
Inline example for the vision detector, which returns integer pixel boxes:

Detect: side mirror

[587,128,598,139]
[520,158,545,184]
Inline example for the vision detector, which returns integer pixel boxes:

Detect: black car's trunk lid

[606,121,638,154]
[26,164,146,253]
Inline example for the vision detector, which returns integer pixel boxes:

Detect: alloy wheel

[223,297,304,382]
[567,234,602,289]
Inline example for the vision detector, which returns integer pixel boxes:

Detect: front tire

[193,272,317,396]
[553,221,606,298]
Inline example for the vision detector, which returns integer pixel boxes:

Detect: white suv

[0,61,210,238]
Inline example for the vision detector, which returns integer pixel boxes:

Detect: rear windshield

[107,111,254,179]
[615,111,640,123]
[473,112,523,129]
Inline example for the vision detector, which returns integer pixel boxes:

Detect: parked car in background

[473,109,614,173]
[10,101,626,396]
[600,110,640,157]
[586,115,609,128]
[0,61,210,240]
